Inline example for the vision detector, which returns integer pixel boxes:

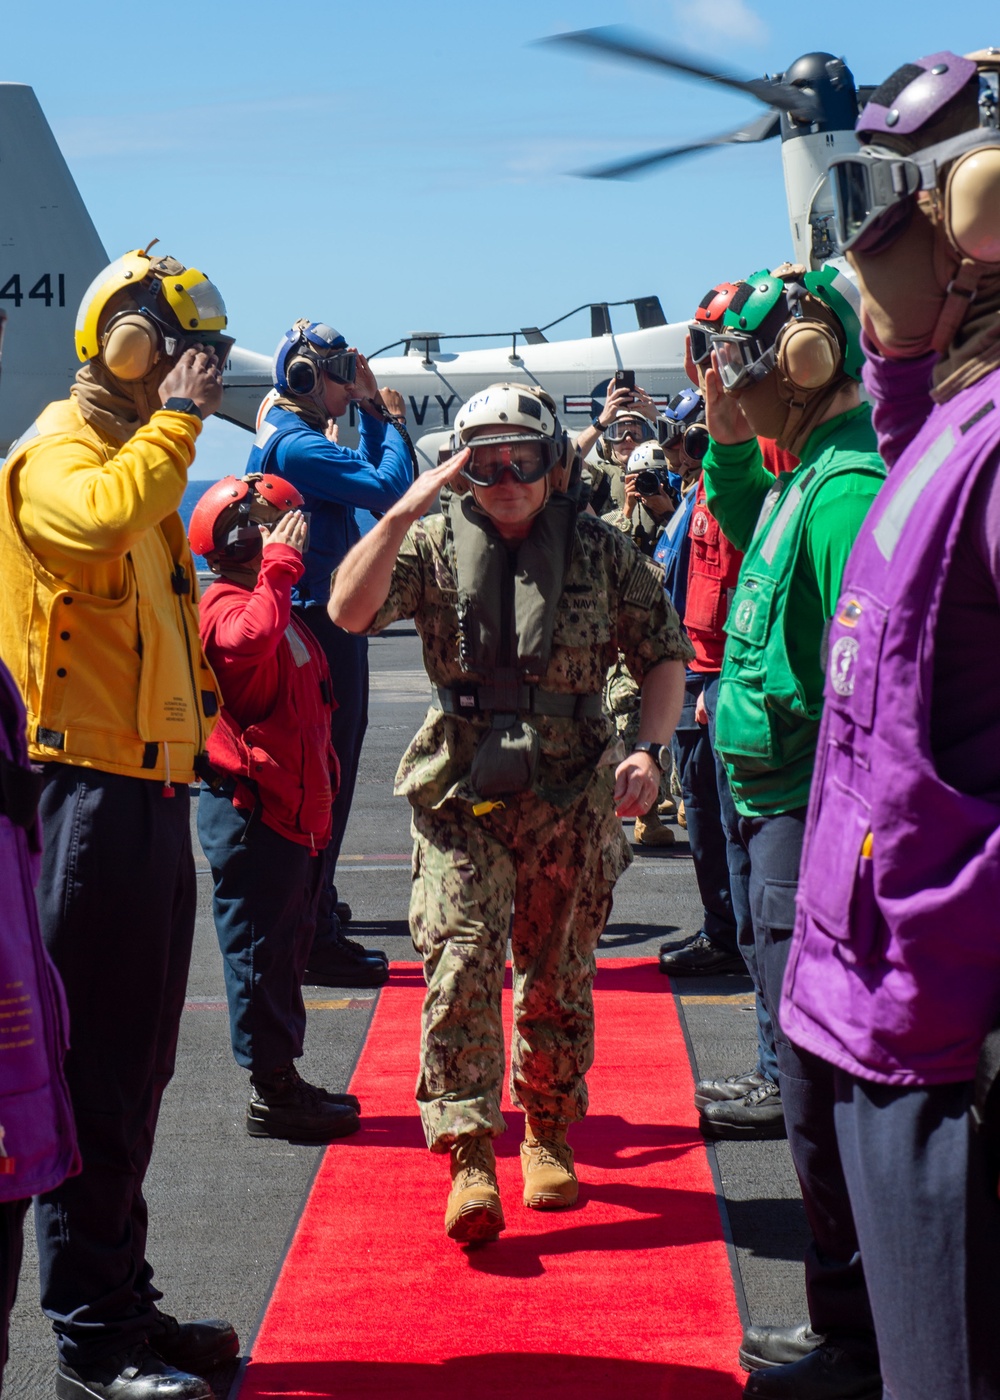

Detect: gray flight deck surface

[6,625,810,1399]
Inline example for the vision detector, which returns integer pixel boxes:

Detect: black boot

[694,1067,767,1110]
[56,1346,212,1399]
[247,1065,361,1143]
[739,1322,824,1371]
[148,1311,239,1371]
[304,928,389,987]
[700,1079,786,1140]
[742,1336,881,1399]
[658,932,746,976]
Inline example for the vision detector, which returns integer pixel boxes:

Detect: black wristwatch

[162,397,203,420]
[632,741,670,771]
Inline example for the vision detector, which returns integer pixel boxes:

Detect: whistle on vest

[472,800,506,818]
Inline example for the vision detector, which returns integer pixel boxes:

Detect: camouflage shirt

[361,511,693,809]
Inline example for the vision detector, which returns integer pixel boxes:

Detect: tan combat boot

[444,1134,505,1244]
[657,795,678,820]
[677,800,687,829]
[633,806,676,847]
[521,1120,578,1210]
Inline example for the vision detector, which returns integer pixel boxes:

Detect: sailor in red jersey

[190,474,361,1145]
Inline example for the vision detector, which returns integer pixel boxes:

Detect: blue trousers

[739,807,875,1341]
[34,768,195,1369]
[197,787,323,1075]
[672,671,737,955]
[833,1072,1000,1400]
[295,605,369,948]
[704,676,775,1079]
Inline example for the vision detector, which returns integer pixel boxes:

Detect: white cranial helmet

[454,382,560,444]
[624,440,669,475]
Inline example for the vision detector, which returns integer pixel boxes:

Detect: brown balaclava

[72,257,195,442]
[732,266,856,458]
[846,58,1000,401]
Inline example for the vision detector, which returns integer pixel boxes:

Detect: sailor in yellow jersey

[0,248,237,1400]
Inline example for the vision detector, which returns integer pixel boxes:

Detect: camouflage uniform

[362,508,693,1151]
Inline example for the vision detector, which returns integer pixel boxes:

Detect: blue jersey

[653,484,697,620]
[246,406,411,606]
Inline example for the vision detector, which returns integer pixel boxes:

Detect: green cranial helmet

[720,270,785,334]
[802,264,864,382]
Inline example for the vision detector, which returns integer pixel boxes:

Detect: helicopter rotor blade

[578,110,780,181]
[543,26,823,123]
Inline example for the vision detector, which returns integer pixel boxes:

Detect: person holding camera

[600,438,679,848]
[246,321,412,990]
[0,247,236,1399]
[329,381,691,1244]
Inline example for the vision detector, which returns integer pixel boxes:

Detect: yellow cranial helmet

[74,245,229,378]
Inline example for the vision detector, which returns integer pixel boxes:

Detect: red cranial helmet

[188,473,303,566]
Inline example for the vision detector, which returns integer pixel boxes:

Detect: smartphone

[614,369,636,391]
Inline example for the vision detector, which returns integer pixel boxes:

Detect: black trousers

[33,768,196,1369]
[294,606,369,948]
[739,808,875,1340]
[1,1198,30,1393]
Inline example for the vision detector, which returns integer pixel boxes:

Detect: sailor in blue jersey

[246,321,412,986]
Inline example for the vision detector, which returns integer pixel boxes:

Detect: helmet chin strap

[931,256,984,354]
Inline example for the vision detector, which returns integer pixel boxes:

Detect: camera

[633,467,677,501]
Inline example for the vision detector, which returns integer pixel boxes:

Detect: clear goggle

[688,322,715,366]
[829,127,1000,254]
[603,416,655,444]
[460,433,560,488]
[709,332,777,393]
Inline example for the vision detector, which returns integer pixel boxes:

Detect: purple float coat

[782,355,1000,1085]
[0,661,78,1199]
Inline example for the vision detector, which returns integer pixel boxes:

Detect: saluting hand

[159,345,224,419]
[262,509,308,556]
[388,449,470,526]
[704,357,754,446]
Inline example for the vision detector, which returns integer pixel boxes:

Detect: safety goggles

[710,332,776,393]
[318,349,358,386]
[179,331,235,366]
[603,416,655,444]
[460,434,559,488]
[829,127,1000,254]
[688,322,715,366]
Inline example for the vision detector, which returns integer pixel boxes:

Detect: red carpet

[239,959,745,1399]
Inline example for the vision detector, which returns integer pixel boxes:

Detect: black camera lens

[634,468,660,495]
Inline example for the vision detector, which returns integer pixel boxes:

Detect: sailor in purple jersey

[769,50,1000,1400]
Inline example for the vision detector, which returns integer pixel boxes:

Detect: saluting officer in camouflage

[330,383,691,1244]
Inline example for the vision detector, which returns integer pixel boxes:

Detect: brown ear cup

[945,146,1000,264]
[777,321,840,392]
[102,315,160,381]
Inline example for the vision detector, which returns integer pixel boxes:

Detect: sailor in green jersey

[699,263,885,1378]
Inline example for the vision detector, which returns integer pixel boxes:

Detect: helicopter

[0,27,872,463]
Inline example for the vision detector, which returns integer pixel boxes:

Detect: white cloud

[671,0,768,48]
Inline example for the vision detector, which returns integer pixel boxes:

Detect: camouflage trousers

[409,771,631,1152]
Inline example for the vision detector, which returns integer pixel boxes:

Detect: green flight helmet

[802,264,865,382]
[713,271,791,392]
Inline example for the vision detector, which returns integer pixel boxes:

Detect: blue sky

[6,0,997,474]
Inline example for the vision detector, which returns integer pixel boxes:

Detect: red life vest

[200,581,339,849]
[684,438,795,674]
[683,480,744,674]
